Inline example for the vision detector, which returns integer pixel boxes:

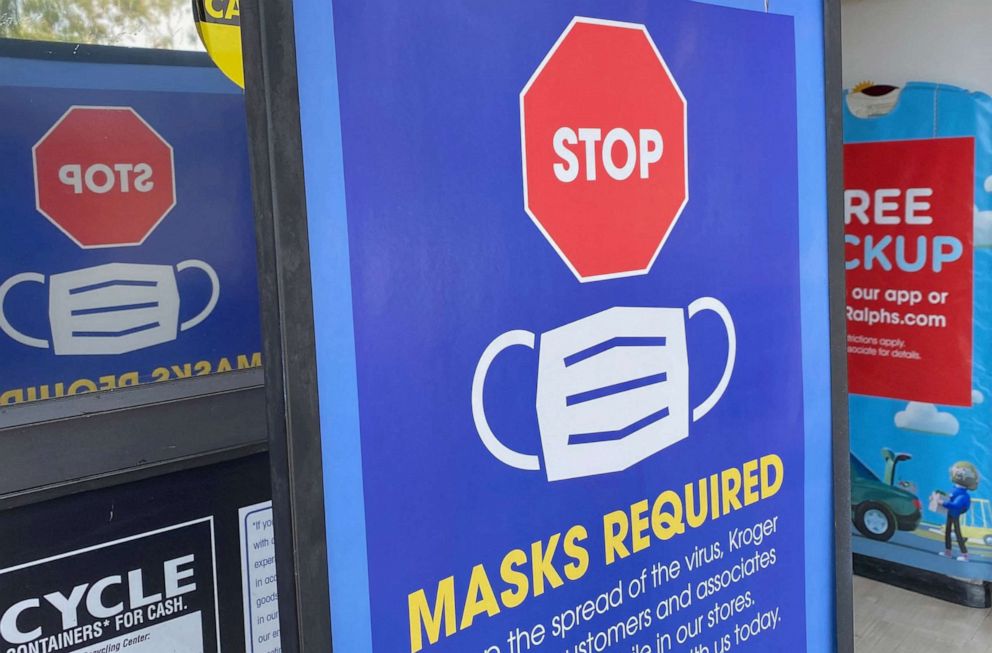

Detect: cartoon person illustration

[939,461,980,561]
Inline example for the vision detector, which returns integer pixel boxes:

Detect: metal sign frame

[240,1,852,651]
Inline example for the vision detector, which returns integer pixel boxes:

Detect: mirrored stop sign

[521,18,688,282]
[33,106,176,249]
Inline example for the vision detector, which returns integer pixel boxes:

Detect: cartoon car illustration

[851,452,922,541]
[960,497,992,546]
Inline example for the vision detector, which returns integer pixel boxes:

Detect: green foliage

[0,0,202,50]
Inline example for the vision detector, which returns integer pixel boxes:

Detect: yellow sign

[193,0,244,89]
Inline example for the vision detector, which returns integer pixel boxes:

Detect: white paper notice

[74,612,204,653]
[239,501,281,653]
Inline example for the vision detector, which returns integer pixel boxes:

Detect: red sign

[33,106,176,249]
[844,138,974,406]
[521,18,687,282]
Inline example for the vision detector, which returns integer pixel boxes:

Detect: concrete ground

[854,575,992,652]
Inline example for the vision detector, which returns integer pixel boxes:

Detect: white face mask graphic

[0,260,220,356]
[472,298,735,481]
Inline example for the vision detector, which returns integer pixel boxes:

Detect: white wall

[842,0,992,93]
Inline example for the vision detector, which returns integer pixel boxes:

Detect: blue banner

[0,56,261,405]
[296,2,835,651]
[845,83,992,581]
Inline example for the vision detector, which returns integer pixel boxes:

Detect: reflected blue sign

[0,54,262,406]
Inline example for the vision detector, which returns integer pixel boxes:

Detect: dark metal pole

[240,0,333,651]
[823,0,855,650]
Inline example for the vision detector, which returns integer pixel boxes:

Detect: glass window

[0,2,259,413]
[0,0,204,50]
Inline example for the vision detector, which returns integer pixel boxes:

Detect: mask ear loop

[176,260,220,332]
[0,272,49,349]
[472,329,542,471]
[689,297,736,422]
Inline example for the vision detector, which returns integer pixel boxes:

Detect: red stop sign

[521,18,687,281]
[33,106,176,248]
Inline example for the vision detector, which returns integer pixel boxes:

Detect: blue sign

[0,55,261,406]
[296,1,835,651]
